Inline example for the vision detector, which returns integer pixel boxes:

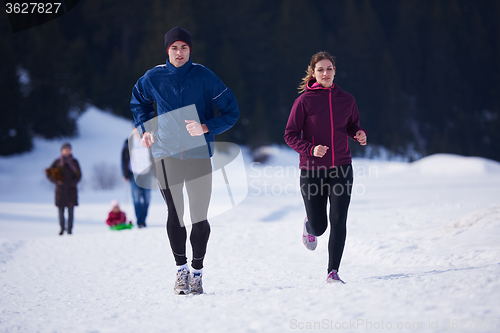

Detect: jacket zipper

[329,89,335,166]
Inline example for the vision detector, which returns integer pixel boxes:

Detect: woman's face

[168,41,190,68]
[61,147,72,156]
[312,59,335,88]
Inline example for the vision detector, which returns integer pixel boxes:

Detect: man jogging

[130,26,239,295]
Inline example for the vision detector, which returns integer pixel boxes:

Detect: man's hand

[141,132,155,148]
[354,130,367,146]
[185,120,208,136]
[313,145,329,158]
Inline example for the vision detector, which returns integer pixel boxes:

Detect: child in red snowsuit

[106,200,127,226]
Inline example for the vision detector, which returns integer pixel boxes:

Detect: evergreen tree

[1,0,499,161]
[0,26,32,154]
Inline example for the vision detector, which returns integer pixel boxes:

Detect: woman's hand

[313,145,329,158]
[354,130,367,146]
[141,132,155,148]
[185,120,208,136]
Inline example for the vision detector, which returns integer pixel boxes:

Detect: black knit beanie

[164,26,192,53]
[61,142,71,150]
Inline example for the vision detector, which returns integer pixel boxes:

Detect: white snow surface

[1,107,500,333]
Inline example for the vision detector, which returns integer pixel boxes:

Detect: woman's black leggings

[157,157,212,270]
[300,164,353,273]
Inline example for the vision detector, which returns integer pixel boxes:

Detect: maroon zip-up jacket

[284,79,366,170]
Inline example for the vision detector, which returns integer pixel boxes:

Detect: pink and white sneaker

[326,270,345,284]
[302,217,317,251]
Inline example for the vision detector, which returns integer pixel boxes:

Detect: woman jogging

[130,26,239,295]
[284,51,367,284]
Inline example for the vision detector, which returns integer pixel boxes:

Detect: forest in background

[1,0,500,161]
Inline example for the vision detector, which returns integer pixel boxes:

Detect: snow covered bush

[91,162,119,190]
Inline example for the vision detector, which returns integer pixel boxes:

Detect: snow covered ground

[1,108,500,333]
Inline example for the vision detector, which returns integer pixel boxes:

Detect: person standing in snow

[130,26,239,295]
[121,127,154,228]
[46,142,82,235]
[284,52,367,284]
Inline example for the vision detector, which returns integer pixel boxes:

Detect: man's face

[168,41,190,68]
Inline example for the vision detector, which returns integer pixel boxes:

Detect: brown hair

[298,51,336,93]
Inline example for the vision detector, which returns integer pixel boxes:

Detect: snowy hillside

[1,108,500,333]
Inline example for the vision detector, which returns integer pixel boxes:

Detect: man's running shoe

[174,268,191,295]
[190,272,203,295]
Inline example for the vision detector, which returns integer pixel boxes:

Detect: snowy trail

[1,109,500,332]
[2,179,500,333]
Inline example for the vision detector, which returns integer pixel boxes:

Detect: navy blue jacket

[131,59,239,159]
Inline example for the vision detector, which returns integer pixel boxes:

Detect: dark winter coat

[284,80,366,169]
[121,138,155,181]
[121,140,132,180]
[130,58,239,159]
[46,155,81,207]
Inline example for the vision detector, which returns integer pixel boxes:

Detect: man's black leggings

[300,164,353,273]
[156,157,212,270]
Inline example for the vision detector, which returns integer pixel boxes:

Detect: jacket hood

[305,78,336,92]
